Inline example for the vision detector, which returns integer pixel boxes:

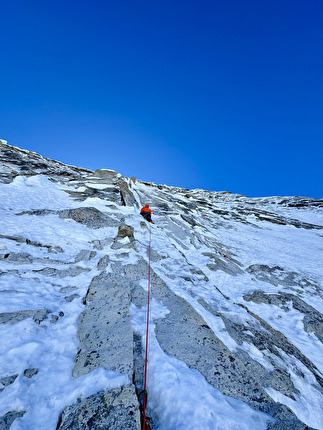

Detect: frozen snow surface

[0,141,322,430]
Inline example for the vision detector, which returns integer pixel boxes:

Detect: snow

[130,301,272,430]
[0,319,128,429]
[132,186,323,428]
[1,175,72,211]
[238,341,275,371]
[0,168,322,429]
[0,175,128,428]
[84,182,116,190]
[243,300,323,374]
[265,352,323,430]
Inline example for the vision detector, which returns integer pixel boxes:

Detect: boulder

[92,169,118,181]
[59,207,113,229]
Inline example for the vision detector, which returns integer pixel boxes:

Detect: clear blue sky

[1,0,322,198]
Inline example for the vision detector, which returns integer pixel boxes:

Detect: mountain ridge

[2,138,322,201]
[0,141,322,430]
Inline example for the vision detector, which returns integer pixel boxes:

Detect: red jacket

[141,204,151,215]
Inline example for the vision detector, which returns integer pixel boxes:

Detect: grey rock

[51,314,59,323]
[205,253,243,276]
[0,410,26,429]
[0,252,33,264]
[237,206,323,230]
[121,260,166,287]
[246,264,319,290]
[111,224,137,251]
[0,374,18,388]
[0,141,92,183]
[51,312,65,322]
[58,207,115,229]
[91,237,113,250]
[117,224,135,239]
[199,299,299,398]
[33,266,90,277]
[180,213,197,226]
[110,240,132,251]
[189,267,209,282]
[244,290,323,343]
[0,270,20,277]
[278,196,323,208]
[91,169,118,181]
[60,286,77,294]
[0,234,63,252]
[48,245,64,253]
[0,309,49,325]
[65,294,79,302]
[154,292,308,427]
[17,209,54,216]
[97,255,110,270]
[126,257,308,428]
[74,249,97,263]
[0,252,68,267]
[117,180,137,206]
[73,271,134,378]
[65,185,122,204]
[239,301,323,388]
[154,291,272,409]
[23,368,38,378]
[57,385,140,430]
[133,332,144,395]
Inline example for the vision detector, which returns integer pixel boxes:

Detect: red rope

[142,225,152,429]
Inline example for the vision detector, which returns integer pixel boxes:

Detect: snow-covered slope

[0,141,322,430]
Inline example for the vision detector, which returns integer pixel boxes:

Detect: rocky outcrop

[129,258,310,429]
[57,385,140,430]
[0,309,49,325]
[17,207,119,229]
[0,374,18,392]
[0,140,91,182]
[91,169,118,180]
[0,142,322,430]
[117,179,137,207]
[111,224,137,250]
[74,270,134,378]
[0,411,26,430]
[59,207,117,229]
[244,290,323,344]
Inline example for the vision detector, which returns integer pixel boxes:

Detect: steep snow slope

[0,141,322,430]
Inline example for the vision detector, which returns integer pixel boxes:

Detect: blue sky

[1,0,322,198]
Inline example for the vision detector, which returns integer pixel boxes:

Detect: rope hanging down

[142,225,152,430]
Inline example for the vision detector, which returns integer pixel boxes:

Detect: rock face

[74,270,134,378]
[0,141,91,182]
[0,140,322,430]
[0,309,49,325]
[58,385,141,430]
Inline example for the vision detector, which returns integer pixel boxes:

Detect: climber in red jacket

[140,204,154,223]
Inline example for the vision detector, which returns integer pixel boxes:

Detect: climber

[140,204,154,223]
